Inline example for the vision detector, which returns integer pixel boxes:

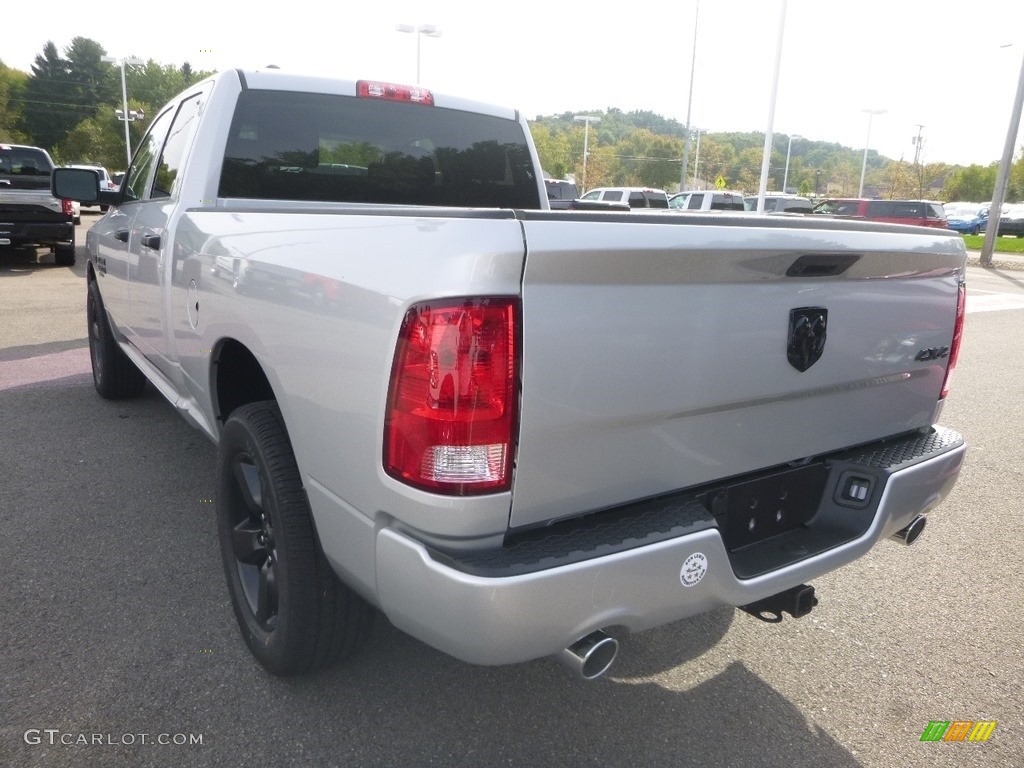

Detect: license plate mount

[709,463,830,551]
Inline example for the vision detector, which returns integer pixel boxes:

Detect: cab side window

[122,107,175,202]
[153,92,206,199]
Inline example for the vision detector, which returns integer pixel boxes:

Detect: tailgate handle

[141,233,161,249]
[787,253,860,277]
[115,228,130,243]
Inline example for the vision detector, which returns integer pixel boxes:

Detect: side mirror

[53,167,100,203]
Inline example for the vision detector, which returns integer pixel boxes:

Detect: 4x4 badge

[788,307,827,372]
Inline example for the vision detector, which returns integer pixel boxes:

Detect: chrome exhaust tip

[892,514,927,546]
[558,630,619,680]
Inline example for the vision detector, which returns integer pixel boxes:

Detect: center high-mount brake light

[384,298,518,495]
[356,80,434,106]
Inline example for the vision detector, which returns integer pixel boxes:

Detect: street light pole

[396,24,442,84]
[102,55,144,167]
[679,0,699,191]
[573,115,601,192]
[755,0,787,213]
[980,47,1024,268]
[782,134,801,193]
[692,128,702,189]
[858,109,886,197]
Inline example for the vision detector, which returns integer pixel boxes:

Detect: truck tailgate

[511,213,965,529]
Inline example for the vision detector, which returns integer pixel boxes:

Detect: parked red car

[812,198,949,228]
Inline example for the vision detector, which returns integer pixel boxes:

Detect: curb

[965,252,1024,272]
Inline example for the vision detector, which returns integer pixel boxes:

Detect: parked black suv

[0,144,76,265]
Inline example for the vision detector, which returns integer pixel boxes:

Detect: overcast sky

[6,0,1024,168]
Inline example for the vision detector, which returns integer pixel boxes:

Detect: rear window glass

[891,201,925,218]
[780,200,813,213]
[219,90,541,208]
[0,147,53,176]
[545,180,576,200]
[710,194,744,211]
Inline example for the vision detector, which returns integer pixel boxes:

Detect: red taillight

[356,80,434,106]
[61,199,74,217]
[940,281,966,399]
[384,298,518,495]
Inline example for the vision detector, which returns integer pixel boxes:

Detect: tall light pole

[858,108,886,198]
[755,0,788,213]
[395,24,442,84]
[980,46,1024,267]
[782,134,801,193]
[692,128,702,190]
[102,55,145,168]
[679,0,700,191]
[574,115,601,192]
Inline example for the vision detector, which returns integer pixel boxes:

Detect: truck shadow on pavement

[2,382,860,768]
[279,614,862,768]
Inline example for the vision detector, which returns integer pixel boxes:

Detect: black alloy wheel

[216,401,374,675]
[228,452,280,630]
[86,279,145,399]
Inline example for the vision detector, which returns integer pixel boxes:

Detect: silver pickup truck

[54,69,967,680]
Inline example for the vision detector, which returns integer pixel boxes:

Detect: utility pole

[574,115,601,192]
[912,125,924,166]
[912,124,925,198]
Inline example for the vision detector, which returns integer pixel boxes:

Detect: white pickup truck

[54,69,967,680]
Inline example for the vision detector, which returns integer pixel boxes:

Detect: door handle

[115,229,129,243]
[141,234,161,249]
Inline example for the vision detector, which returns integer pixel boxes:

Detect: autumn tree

[529,122,575,180]
[615,129,682,190]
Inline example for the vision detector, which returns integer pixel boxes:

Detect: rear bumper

[0,219,74,246]
[374,428,965,666]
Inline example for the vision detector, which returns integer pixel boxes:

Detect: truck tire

[217,401,374,675]
[55,244,76,266]
[87,279,146,398]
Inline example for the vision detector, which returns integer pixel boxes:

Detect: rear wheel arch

[213,339,276,424]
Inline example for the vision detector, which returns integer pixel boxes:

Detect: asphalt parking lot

[1,215,1022,768]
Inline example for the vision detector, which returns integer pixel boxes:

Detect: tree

[616,129,683,190]
[0,62,30,142]
[55,98,149,170]
[21,38,123,152]
[580,144,616,190]
[529,122,575,180]
[691,137,736,190]
[65,37,119,118]
[732,146,765,191]
[127,60,213,116]
[22,42,73,150]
